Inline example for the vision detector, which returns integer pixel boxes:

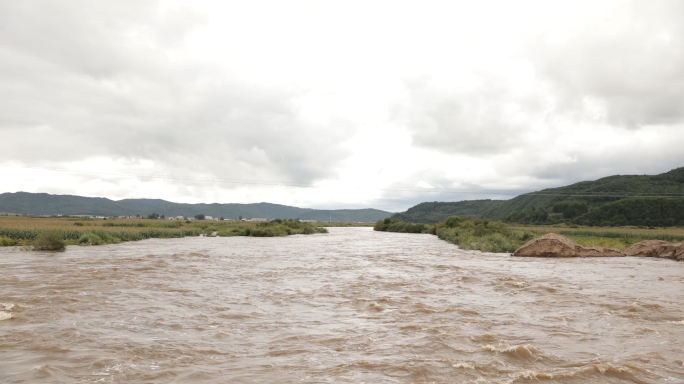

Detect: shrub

[373,218,429,233]
[78,232,104,245]
[0,236,18,246]
[32,231,66,251]
[78,231,121,245]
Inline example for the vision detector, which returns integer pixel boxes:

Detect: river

[1,227,683,383]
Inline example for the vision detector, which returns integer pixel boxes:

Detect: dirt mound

[513,233,625,258]
[625,240,684,261]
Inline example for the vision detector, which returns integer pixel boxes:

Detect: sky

[1,0,683,212]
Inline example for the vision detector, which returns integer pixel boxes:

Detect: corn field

[0,216,325,246]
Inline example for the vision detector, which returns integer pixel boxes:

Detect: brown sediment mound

[625,240,684,261]
[513,233,625,258]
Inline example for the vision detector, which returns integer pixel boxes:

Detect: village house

[249,218,268,222]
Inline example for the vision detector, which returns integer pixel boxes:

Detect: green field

[0,217,328,248]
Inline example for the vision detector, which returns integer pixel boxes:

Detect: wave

[481,343,541,360]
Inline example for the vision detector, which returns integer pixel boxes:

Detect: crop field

[510,225,684,250]
[0,217,326,247]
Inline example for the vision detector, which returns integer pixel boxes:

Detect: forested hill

[391,167,684,225]
[0,192,391,222]
[491,167,684,220]
[391,200,505,223]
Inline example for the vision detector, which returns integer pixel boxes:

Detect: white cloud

[1,0,683,212]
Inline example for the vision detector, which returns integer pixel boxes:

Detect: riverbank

[0,217,327,248]
[510,225,684,250]
[375,217,684,254]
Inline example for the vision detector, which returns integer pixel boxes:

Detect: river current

[1,227,683,383]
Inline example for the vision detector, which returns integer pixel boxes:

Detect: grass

[510,225,684,250]
[375,216,537,253]
[0,217,328,248]
[434,218,536,253]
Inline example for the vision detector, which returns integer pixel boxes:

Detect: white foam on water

[0,312,14,321]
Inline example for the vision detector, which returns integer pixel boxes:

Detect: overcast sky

[1,0,683,212]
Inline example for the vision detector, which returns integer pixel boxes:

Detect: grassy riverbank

[510,225,684,250]
[374,217,536,252]
[375,217,684,253]
[0,217,328,248]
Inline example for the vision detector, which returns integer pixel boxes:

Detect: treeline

[503,200,588,225]
[572,198,684,227]
[503,198,684,227]
[374,216,536,253]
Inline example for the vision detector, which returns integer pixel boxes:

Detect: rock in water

[625,240,684,261]
[513,233,625,258]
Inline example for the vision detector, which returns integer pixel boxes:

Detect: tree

[195,214,206,220]
[147,213,160,219]
[160,214,165,219]
[219,217,224,221]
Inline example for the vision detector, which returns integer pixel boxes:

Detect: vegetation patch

[375,216,536,253]
[0,217,328,249]
[434,217,536,253]
[32,231,66,251]
[374,218,431,233]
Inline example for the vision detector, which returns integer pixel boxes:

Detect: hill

[493,167,684,220]
[0,192,391,222]
[391,200,505,223]
[391,167,684,226]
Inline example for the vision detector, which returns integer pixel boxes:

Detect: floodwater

[1,228,684,384]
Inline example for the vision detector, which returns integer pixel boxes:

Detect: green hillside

[0,192,391,222]
[391,200,505,223]
[572,198,684,227]
[391,168,684,226]
[492,167,684,220]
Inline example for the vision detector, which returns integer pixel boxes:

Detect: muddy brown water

[1,227,684,383]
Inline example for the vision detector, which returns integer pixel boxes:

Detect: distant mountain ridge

[0,192,391,222]
[392,167,684,226]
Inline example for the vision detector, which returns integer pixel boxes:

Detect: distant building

[250,218,268,222]
[205,216,213,221]
[176,216,184,220]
